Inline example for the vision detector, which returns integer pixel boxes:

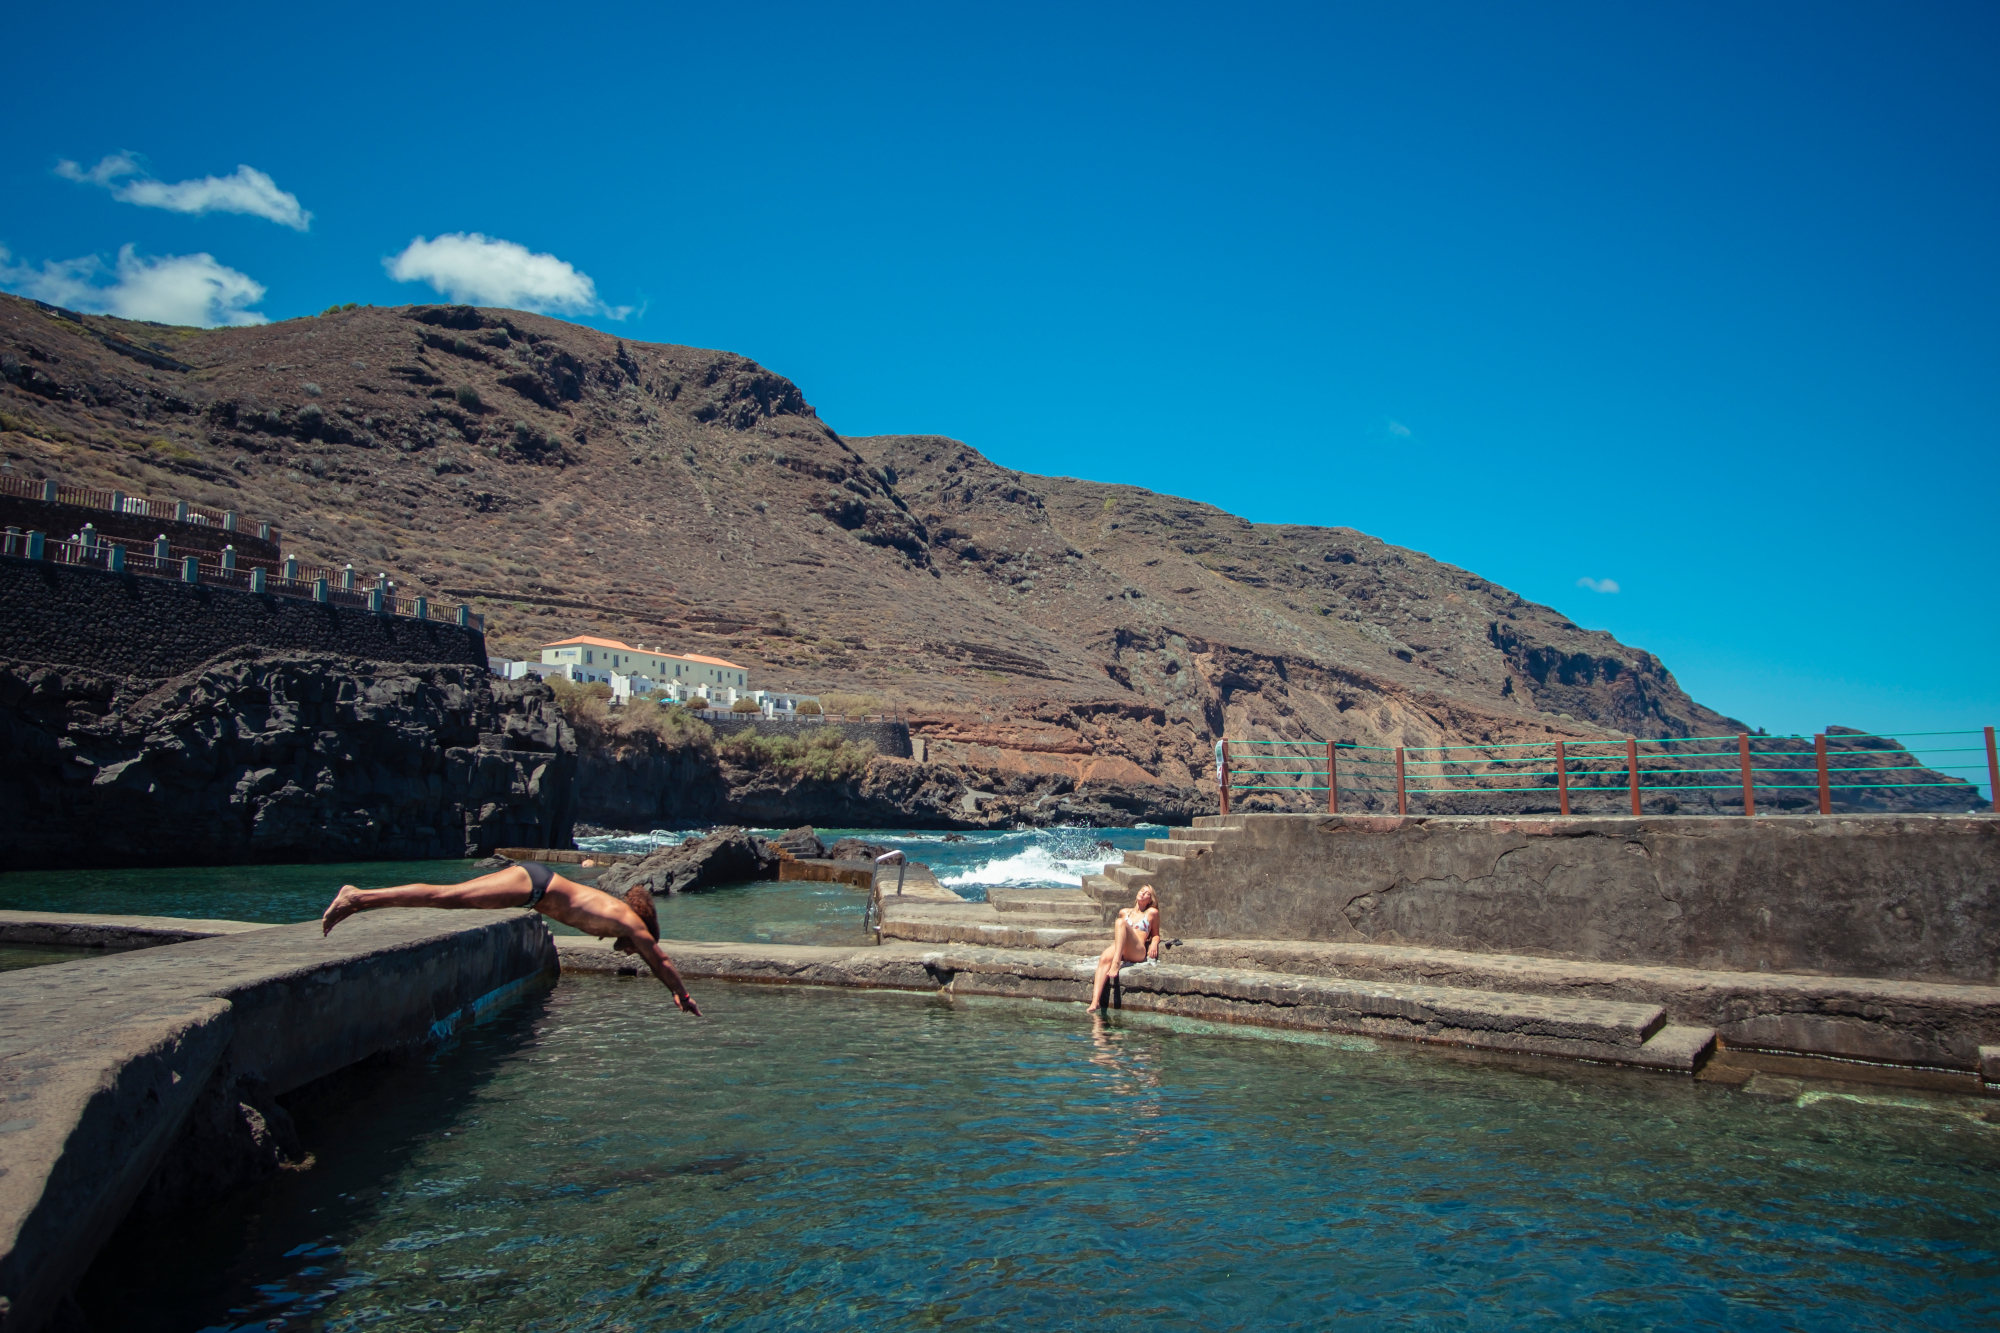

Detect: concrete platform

[1145,938,2000,1073]
[928,947,1716,1072]
[559,935,943,990]
[0,909,273,952]
[1133,812,2000,986]
[877,876,1112,949]
[0,909,556,1333]
[778,857,876,888]
[988,888,1102,921]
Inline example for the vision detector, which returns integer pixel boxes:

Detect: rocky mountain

[1,294,1964,823]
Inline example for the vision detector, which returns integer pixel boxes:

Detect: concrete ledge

[927,947,1714,1071]
[559,936,942,990]
[0,909,274,952]
[778,858,875,888]
[878,899,1095,950]
[556,937,1715,1074]
[866,861,961,904]
[0,909,556,1333]
[1146,812,2000,985]
[1156,938,2000,1072]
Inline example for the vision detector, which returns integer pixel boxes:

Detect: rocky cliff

[0,653,574,868]
[0,294,1969,827]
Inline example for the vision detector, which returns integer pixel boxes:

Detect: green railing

[1214,727,1999,817]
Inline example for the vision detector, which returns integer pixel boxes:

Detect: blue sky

[5,2,1996,745]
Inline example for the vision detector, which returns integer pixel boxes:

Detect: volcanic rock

[0,653,574,868]
[598,827,780,896]
[825,837,893,862]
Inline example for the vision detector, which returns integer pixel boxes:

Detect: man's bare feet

[322,885,365,936]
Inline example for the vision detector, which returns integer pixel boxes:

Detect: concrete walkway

[0,910,555,1333]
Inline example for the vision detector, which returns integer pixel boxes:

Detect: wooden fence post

[1556,741,1570,816]
[1737,733,1755,816]
[1395,747,1407,815]
[1327,740,1339,814]
[1218,744,1231,818]
[1815,733,1831,815]
[1986,726,1998,815]
[1625,738,1642,816]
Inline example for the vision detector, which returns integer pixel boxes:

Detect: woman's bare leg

[322,866,532,935]
[1087,919,1145,1011]
[1089,948,1114,1012]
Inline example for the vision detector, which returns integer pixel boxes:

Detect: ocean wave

[575,830,694,855]
[940,836,1128,888]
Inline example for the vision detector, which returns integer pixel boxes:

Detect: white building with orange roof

[540,635,750,698]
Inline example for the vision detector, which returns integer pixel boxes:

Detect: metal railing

[0,473,277,542]
[3,530,483,631]
[1216,728,1999,817]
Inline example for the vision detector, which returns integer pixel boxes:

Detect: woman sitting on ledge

[321,862,700,1015]
[1088,885,1160,1014]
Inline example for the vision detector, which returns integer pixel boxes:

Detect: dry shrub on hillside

[816,691,885,716]
[718,727,875,781]
[546,679,713,752]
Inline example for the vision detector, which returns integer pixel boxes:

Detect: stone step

[1143,937,2000,1074]
[1146,837,1214,857]
[1106,863,1158,888]
[877,900,1095,949]
[1170,825,1233,843]
[1119,850,1186,874]
[1081,872,1145,901]
[924,947,1715,1071]
[987,889,1100,921]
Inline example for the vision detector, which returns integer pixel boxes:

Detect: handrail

[2,530,483,632]
[0,473,278,545]
[1215,726,1999,817]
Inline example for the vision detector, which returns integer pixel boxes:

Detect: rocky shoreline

[0,653,575,869]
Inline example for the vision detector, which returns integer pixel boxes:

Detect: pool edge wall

[0,909,556,1333]
[1166,814,2000,986]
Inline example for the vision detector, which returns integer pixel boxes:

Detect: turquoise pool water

[0,860,482,926]
[0,942,102,971]
[0,828,1157,944]
[87,978,2000,1332]
[0,862,864,947]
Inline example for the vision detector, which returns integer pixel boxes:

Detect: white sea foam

[940,841,1123,890]
[575,829,693,855]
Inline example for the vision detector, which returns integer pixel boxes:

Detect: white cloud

[0,244,269,327]
[1576,576,1621,594]
[384,233,631,319]
[1386,420,1411,437]
[56,154,312,231]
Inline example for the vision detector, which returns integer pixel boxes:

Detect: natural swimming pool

[83,977,2000,1332]
[0,827,1158,947]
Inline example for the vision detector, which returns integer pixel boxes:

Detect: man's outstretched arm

[630,935,701,1015]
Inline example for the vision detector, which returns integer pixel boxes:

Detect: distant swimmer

[1087,885,1160,1014]
[321,862,700,1015]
